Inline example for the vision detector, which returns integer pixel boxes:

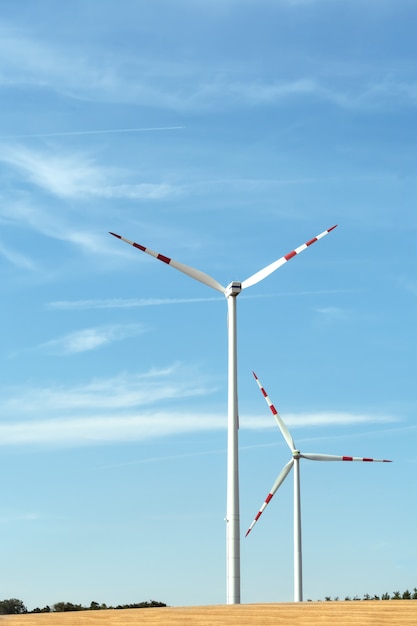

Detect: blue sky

[1,0,416,610]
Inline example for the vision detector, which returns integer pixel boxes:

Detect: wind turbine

[246,372,392,603]
[109,225,337,604]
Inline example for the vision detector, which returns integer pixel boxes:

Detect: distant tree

[31,605,51,613]
[116,600,164,609]
[52,601,84,612]
[316,588,417,602]
[0,598,27,615]
[1,597,168,614]
[114,600,167,610]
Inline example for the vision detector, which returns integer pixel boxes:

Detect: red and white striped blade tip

[241,224,338,290]
[108,232,225,293]
[252,371,296,452]
[301,453,392,462]
[245,491,274,537]
[245,458,294,537]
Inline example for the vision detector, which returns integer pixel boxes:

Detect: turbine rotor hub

[225,281,242,297]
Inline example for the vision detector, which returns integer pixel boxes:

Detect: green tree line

[0,598,166,615]
[320,588,417,601]
[2,590,417,614]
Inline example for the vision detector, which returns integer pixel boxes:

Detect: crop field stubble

[1,602,417,626]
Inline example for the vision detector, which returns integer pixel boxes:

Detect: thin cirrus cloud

[0,412,223,447]
[48,296,221,310]
[1,366,215,414]
[0,193,142,267]
[0,26,121,99]
[0,24,412,112]
[0,239,38,271]
[0,365,223,447]
[46,290,354,312]
[0,410,397,449]
[0,144,176,200]
[0,364,397,448]
[38,323,146,355]
[0,512,40,524]
[0,199,120,260]
[0,126,185,139]
[314,306,348,322]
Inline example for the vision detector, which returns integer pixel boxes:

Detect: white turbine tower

[246,372,392,603]
[109,225,337,604]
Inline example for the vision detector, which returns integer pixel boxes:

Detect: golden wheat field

[1,602,417,626]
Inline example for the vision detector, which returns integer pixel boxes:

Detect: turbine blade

[245,458,294,537]
[301,453,392,462]
[241,225,337,290]
[109,232,226,294]
[253,372,296,452]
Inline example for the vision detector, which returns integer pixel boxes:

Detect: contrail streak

[0,126,185,139]
[48,296,221,310]
[47,289,358,311]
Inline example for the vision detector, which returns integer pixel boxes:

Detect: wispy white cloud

[1,365,215,414]
[48,296,221,310]
[243,411,397,429]
[314,306,348,322]
[0,239,38,271]
[0,410,397,448]
[37,324,146,355]
[0,142,180,266]
[0,365,398,448]
[0,512,40,524]
[0,24,415,112]
[1,145,113,198]
[0,24,117,97]
[0,412,223,447]
[0,195,137,268]
[47,290,357,311]
[0,126,185,139]
[0,144,176,200]
[98,183,176,200]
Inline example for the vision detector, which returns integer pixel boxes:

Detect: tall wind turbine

[109,225,337,604]
[246,372,392,603]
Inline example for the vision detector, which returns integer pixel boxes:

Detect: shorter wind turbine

[246,372,392,603]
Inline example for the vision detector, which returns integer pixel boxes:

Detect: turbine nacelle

[225,281,242,297]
